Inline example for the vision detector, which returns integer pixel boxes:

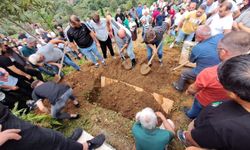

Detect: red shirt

[195,65,230,106]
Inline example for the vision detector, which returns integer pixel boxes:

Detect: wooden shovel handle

[172,61,189,71]
[148,40,163,65]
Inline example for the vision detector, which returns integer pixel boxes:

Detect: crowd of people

[0,0,250,149]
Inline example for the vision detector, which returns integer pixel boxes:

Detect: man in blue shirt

[173,25,223,91]
[136,3,143,19]
[132,108,175,150]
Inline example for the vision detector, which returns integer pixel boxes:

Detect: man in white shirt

[203,0,218,17]
[142,5,150,16]
[206,1,233,36]
[213,0,241,19]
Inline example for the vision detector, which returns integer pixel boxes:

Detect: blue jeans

[38,64,64,77]
[51,88,75,119]
[175,29,195,43]
[79,42,103,64]
[63,55,80,70]
[146,40,163,61]
[186,98,203,119]
[117,40,136,60]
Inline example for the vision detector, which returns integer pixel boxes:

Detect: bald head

[118,29,126,39]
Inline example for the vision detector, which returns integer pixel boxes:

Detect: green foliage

[12,103,63,130]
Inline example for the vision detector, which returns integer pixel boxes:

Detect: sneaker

[159,59,163,67]
[94,63,99,68]
[26,100,37,110]
[69,114,80,120]
[87,134,106,150]
[177,130,189,146]
[169,42,175,48]
[101,61,107,66]
[68,128,83,141]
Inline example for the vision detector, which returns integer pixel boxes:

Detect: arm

[233,10,241,19]
[47,62,62,69]
[8,66,31,79]
[49,39,65,45]
[186,83,200,95]
[90,31,100,47]
[238,22,250,33]
[155,112,175,134]
[120,43,128,52]
[0,128,21,146]
[147,44,157,53]
[0,85,19,91]
[36,100,49,113]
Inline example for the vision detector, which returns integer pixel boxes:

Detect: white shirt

[174,12,184,26]
[142,8,150,15]
[90,18,109,41]
[214,0,239,13]
[203,2,217,14]
[207,13,233,36]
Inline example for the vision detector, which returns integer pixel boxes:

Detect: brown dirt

[60,31,194,150]
[97,82,167,119]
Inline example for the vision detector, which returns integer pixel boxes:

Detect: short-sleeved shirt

[21,45,36,57]
[203,2,217,15]
[192,100,250,150]
[207,13,233,36]
[194,65,230,106]
[37,43,63,63]
[235,8,250,28]
[182,11,207,34]
[90,18,109,41]
[145,21,169,45]
[189,34,223,75]
[132,122,174,150]
[67,23,93,48]
[0,56,17,78]
[0,75,18,88]
[32,82,70,105]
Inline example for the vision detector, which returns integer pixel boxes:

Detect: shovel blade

[140,63,151,75]
[122,59,132,70]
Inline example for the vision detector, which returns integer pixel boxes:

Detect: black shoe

[172,82,183,92]
[131,59,136,68]
[68,128,83,141]
[87,134,106,150]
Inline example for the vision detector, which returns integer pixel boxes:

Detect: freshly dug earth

[97,83,167,119]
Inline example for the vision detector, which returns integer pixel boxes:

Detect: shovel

[140,41,163,75]
[172,61,189,71]
[121,55,132,70]
[54,47,66,83]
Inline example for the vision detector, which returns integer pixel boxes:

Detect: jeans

[146,40,163,61]
[99,36,114,59]
[186,98,203,119]
[51,88,75,119]
[63,55,80,71]
[117,40,136,60]
[79,42,103,64]
[175,29,195,43]
[38,64,64,77]
[175,68,197,91]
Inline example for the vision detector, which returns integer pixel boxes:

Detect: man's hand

[10,86,19,91]
[25,74,32,80]
[0,125,22,146]
[153,47,157,54]
[155,112,166,120]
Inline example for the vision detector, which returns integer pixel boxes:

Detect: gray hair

[196,25,211,37]
[27,37,37,44]
[136,107,158,130]
[220,31,250,56]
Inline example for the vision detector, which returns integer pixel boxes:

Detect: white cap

[28,54,40,65]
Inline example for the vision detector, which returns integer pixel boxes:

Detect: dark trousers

[176,68,197,91]
[16,79,32,99]
[0,112,83,150]
[0,91,28,110]
[99,36,114,59]
[24,68,44,81]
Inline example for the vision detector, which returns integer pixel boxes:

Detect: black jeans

[0,112,83,150]
[24,68,44,81]
[0,91,28,110]
[16,79,32,99]
[99,36,114,59]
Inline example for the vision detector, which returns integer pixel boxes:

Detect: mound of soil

[96,83,166,119]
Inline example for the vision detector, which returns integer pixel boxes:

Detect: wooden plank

[179,41,197,68]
